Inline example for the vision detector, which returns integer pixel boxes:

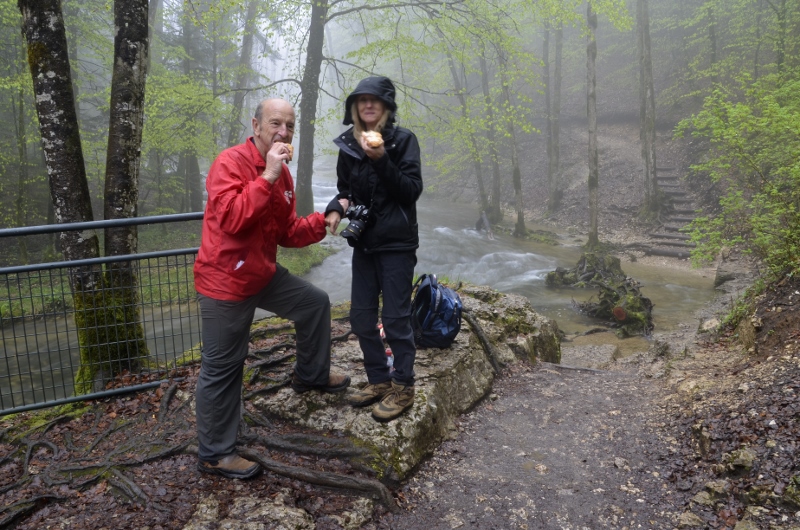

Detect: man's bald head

[252,99,295,159]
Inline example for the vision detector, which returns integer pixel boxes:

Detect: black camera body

[341,204,370,241]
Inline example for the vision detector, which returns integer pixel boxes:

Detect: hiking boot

[372,381,415,422]
[197,454,261,480]
[348,381,392,408]
[291,371,351,394]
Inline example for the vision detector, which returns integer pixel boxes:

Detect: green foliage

[678,69,800,276]
[720,277,765,330]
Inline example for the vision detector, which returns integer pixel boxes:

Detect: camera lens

[341,219,366,241]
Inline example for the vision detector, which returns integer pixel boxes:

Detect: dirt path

[372,362,678,529]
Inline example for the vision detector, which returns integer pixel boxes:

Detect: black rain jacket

[326,123,423,254]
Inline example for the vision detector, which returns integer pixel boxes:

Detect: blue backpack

[411,274,463,349]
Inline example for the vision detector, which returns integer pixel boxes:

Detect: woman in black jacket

[325,76,423,422]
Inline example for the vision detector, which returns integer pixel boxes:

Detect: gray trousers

[195,265,332,462]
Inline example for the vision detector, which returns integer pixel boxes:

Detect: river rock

[251,286,561,484]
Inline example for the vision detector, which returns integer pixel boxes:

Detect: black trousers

[195,265,332,461]
[350,248,417,386]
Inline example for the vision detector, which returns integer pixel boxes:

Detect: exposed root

[239,433,371,459]
[463,310,501,373]
[0,495,65,529]
[238,448,399,512]
[157,383,179,423]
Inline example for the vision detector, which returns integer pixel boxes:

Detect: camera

[341,204,370,241]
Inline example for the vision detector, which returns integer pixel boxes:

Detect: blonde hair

[351,102,391,138]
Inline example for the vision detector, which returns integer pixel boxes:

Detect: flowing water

[306,157,717,355]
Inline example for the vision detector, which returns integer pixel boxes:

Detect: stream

[306,164,716,355]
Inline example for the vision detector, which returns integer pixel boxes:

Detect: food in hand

[361,131,383,148]
[285,143,294,161]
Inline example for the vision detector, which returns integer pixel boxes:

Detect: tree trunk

[180,0,203,213]
[552,22,563,212]
[586,3,599,250]
[437,21,489,214]
[479,53,503,224]
[637,0,658,217]
[498,54,524,237]
[13,33,30,263]
[543,26,554,213]
[226,0,258,147]
[18,0,100,263]
[19,0,106,392]
[98,0,151,381]
[295,0,329,217]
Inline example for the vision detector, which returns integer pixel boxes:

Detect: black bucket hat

[343,76,398,125]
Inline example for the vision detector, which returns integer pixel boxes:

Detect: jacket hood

[343,76,397,125]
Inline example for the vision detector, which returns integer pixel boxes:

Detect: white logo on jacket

[284,190,293,204]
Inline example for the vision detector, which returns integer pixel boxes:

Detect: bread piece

[285,143,294,162]
[361,130,383,148]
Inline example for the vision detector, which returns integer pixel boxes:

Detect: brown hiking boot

[348,381,392,407]
[291,371,351,394]
[371,381,415,422]
[197,454,261,480]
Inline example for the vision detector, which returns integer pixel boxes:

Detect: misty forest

[1,0,800,528]
[1,0,798,270]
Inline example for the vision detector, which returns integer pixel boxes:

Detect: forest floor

[1,123,799,529]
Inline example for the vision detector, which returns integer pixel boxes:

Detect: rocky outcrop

[251,285,561,485]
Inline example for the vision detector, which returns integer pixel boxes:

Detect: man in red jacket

[193,99,349,480]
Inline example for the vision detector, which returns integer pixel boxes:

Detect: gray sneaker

[348,381,392,407]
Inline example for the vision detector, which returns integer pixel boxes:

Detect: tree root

[0,495,65,529]
[238,448,398,512]
[239,433,371,459]
[250,341,293,359]
[463,310,501,373]
[249,352,295,369]
[332,329,353,342]
[157,383,178,423]
[243,378,291,400]
[249,322,295,341]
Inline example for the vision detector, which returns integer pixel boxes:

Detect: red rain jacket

[193,137,326,301]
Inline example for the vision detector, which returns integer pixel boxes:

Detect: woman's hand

[359,134,385,160]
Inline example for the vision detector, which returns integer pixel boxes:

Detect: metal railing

[0,213,204,416]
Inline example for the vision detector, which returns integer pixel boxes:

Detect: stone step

[648,232,692,241]
[672,208,696,215]
[666,216,696,223]
[656,240,696,248]
[645,247,693,259]
[663,190,687,196]
[658,183,682,188]
[656,175,679,180]
[660,225,686,232]
[656,167,678,172]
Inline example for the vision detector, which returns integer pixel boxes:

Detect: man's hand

[261,142,292,183]
[325,211,342,235]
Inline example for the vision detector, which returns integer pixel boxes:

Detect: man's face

[253,100,295,154]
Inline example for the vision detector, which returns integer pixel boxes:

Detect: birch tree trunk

[295,0,329,217]
[586,3,599,249]
[18,0,100,264]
